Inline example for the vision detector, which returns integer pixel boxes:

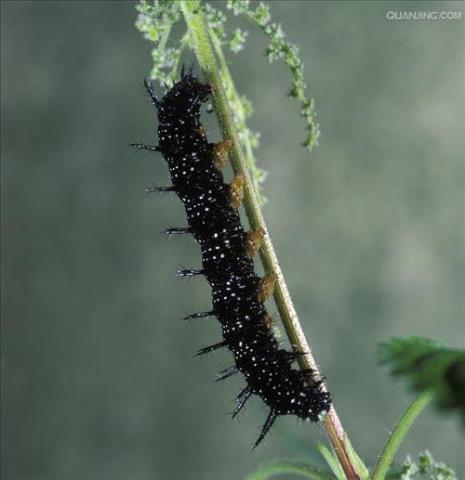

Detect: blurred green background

[2,1,464,479]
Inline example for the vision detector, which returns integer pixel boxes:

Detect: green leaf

[343,435,370,480]
[317,438,370,480]
[371,392,433,480]
[246,459,336,480]
[379,337,465,424]
[316,442,345,480]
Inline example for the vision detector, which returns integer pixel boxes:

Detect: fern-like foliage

[379,337,465,424]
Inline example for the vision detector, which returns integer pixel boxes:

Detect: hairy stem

[209,29,265,202]
[371,391,433,480]
[180,2,360,479]
[170,32,191,81]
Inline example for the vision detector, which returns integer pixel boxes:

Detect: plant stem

[209,29,265,201]
[371,391,433,480]
[170,33,191,81]
[180,2,361,479]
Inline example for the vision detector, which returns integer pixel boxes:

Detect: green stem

[209,29,264,201]
[180,2,361,479]
[159,24,171,51]
[246,460,336,480]
[371,391,433,480]
[170,32,191,81]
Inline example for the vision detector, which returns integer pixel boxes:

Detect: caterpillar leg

[283,350,307,365]
[261,313,274,330]
[196,125,207,139]
[213,139,232,170]
[257,273,276,303]
[245,227,265,258]
[228,174,245,209]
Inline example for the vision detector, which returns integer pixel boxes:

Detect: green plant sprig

[135,0,182,86]
[224,0,320,151]
[396,451,458,480]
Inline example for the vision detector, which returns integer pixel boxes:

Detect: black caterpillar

[134,69,332,447]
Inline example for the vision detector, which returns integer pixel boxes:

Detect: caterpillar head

[158,72,211,124]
